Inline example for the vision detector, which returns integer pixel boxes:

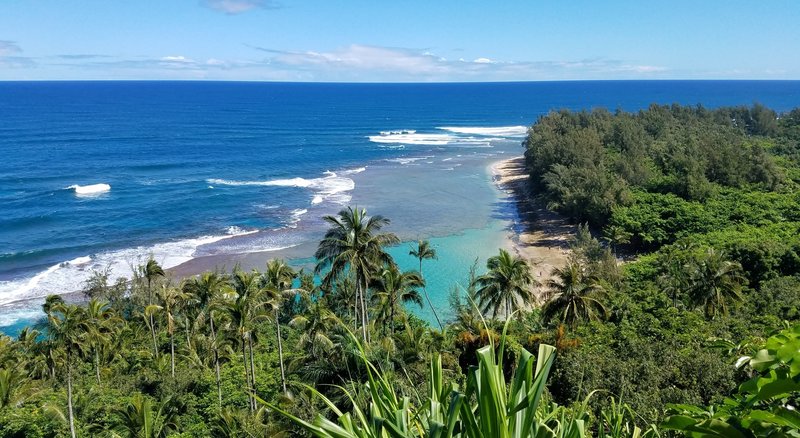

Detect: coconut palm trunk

[419,258,443,330]
[94,348,101,384]
[275,308,287,393]
[241,338,253,412]
[210,315,222,407]
[170,331,175,378]
[248,335,257,411]
[66,351,76,438]
[361,274,370,343]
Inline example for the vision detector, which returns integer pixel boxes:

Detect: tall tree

[182,272,230,407]
[142,258,165,358]
[473,249,538,319]
[409,240,443,330]
[83,299,118,384]
[44,298,87,438]
[542,261,607,328]
[225,269,265,412]
[370,266,424,335]
[155,285,190,378]
[263,259,297,394]
[315,207,399,343]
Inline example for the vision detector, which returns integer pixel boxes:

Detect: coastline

[489,156,572,296]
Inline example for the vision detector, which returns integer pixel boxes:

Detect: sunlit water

[2,80,799,334]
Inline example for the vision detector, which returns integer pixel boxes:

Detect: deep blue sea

[2,80,799,334]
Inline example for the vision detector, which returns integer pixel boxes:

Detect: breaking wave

[67,183,111,196]
[207,169,356,206]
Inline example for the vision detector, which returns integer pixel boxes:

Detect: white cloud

[251,45,669,81]
[268,45,452,76]
[201,0,277,14]
[0,40,35,68]
[630,65,666,73]
[0,40,21,57]
[160,55,194,63]
[2,41,673,81]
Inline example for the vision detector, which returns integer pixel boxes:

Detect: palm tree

[263,259,297,394]
[143,258,165,330]
[542,261,607,328]
[155,285,190,378]
[290,300,339,359]
[182,272,230,407]
[602,225,632,258]
[110,393,179,438]
[289,300,342,384]
[83,299,118,384]
[369,266,424,335]
[225,269,266,412]
[409,240,443,330]
[315,206,399,343]
[473,249,538,319]
[0,368,31,409]
[688,249,745,319]
[44,298,87,438]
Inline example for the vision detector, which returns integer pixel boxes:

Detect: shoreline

[1,153,559,329]
[489,156,573,295]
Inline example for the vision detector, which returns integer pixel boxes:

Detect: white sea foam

[225,226,258,237]
[369,132,454,145]
[207,170,355,206]
[67,256,92,265]
[385,156,435,165]
[342,166,367,175]
[67,183,111,196]
[0,308,44,328]
[0,226,259,310]
[437,126,528,137]
[369,130,502,147]
[287,209,309,228]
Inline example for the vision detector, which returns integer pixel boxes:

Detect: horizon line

[2,78,800,84]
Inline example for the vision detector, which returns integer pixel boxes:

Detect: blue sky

[0,0,798,81]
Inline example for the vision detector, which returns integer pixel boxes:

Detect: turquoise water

[3,81,800,334]
[388,221,510,323]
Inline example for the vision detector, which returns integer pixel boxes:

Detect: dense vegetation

[2,104,800,436]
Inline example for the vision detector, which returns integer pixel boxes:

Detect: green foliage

[524,104,791,227]
[663,324,800,436]
[268,323,594,438]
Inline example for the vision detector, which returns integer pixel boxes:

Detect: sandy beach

[490,156,573,295]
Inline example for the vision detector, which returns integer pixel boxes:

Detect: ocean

[2,80,799,334]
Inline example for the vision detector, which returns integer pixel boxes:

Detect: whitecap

[0,226,260,308]
[207,170,355,206]
[342,167,367,175]
[437,126,528,137]
[369,132,455,145]
[67,256,92,265]
[384,156,435,165]
[225,226,258,237]
[287,209,309,228]
[67,183,111,196]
